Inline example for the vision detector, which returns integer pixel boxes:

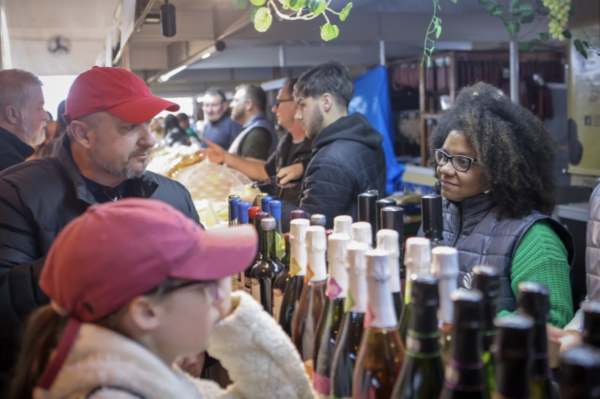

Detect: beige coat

[34,292,314,399]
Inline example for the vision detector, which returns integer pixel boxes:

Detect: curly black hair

[430,81,556,218]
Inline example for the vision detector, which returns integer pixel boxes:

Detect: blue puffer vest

[422,192,574,312]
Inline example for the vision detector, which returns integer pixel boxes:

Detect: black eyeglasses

[434,149,478,172]
[274,99,294,108]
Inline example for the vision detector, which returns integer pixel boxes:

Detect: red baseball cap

[63,66,180,124]
[40,198,257,322]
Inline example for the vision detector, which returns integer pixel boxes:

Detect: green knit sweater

[497,220,573,328]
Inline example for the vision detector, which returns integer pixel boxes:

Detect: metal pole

[509,2,519,104]
[379,40,386,66]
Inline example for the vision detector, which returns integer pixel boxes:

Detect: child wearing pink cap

[9,199,313,399]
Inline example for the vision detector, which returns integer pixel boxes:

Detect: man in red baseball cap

[0,67,200,390]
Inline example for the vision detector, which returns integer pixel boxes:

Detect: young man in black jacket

[0,67,199,391]
[277,61,387,232]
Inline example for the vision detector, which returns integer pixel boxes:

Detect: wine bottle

[439,290,486,399]
[381,206,406,292]
[353,249,405,399]
[245,211,269,294]
[235,201,251,291]
[398,237,432,343]
[249,217,284,315]
[376,199,396,232]
[273,233,291,323]
[493,315,535,399]
[269,200,286,260]
[582,301,600,348]
[279,219,310,336]
[376,229,404,321]
[517,282,559,399]
[330,242,369,399]
[421,194,444,248]
[392,275,444,399]
[248,205,261,229]
[430,246,459,366]
[472,265,500,399]
[256,192,268,208]
[560,346,600,399]
[228,196,241,227]
[314,233,350,397]
[311,214,327,227]
[261,195,273,214]
[334,215,353,238]
[292,225,328,379]
[352,222,373,248]
[358,192,378,242]
[292,209,307,220]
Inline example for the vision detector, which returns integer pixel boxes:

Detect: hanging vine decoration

[234,0,353,41]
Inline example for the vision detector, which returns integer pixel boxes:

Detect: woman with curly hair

[429,81,574,328]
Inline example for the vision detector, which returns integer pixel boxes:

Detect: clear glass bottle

[376,229,404,321]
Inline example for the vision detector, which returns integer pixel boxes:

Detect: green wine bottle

[353,249,405,399]
[517,282,559,399]
[314,233,350,397]
[279,219,309,336]
[392,275,444,399]
[272,232,290,323]
[560,345,600,399]
[492,315,535,399]
[330,242,369,399]
[472,265,500,399]
[399,237,432,344]
[439,290,487,399]
[380,206,405,295]
[377,229,404,321]
[269,200,286,260]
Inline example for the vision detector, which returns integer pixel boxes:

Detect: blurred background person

[164,114,191,147]
[177,112,199,143]
[201,88,240,150]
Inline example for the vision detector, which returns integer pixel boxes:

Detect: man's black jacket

[0,138,199,375]
[280,113,387,232]
[0,127,34,173]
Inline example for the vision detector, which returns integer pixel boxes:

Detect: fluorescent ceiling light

[158,65,187,83]
[202,52,211,60]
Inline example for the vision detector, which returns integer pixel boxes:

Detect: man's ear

[69,120,94,149]
[5,106,19,125]
[127,296,161,332]
[321,93,333,113]
[245,99,253,112]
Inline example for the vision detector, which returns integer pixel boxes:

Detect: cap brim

[106,95,180,123]
[173,225,258,282]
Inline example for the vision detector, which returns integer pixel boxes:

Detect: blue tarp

[349,66,404,195]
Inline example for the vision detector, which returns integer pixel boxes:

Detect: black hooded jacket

[0,138,199,383]
[280,113,386,232]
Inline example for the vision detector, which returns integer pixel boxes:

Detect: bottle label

[313,373,331,396]
[304,360,314,381]
[251,278,262,307]
[404,279,412,305]
[275,232,286,260]
[344,290,356,312]
[326,277,343,300]
[305,265,315,284]
[347,272,367,313]
[406,330,441,358]
[273,288,283,323]
[290,257,302,277]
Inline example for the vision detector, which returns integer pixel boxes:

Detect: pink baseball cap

[40,198,257,322]
[63,66,180,124]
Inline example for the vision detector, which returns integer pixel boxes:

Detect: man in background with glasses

[200,87,241,151]
[201,79,312,206]
[0,67,200,393]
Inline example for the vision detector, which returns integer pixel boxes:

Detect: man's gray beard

[96,155,146,180]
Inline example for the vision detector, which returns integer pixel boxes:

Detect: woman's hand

[277,163,304,187]
[547,324,582,352]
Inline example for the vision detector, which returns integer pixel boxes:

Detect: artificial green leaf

[579,49,589,59]
[493,5,506,15]
[250,5,258,23]
[309,0,326,16]
[519,2,533,16]
[574,39,584,52]
[583,41,590,48]
[504,19,520,35]
[435,23,442,39]
[339,2,352,21]
[539,32,549,42]
[519,40,533,51]
[253,7,272,32]
[478,0,490,5]
[249,0,266,6]
[486,4,497,13]
[563,30,572,39]
[298,0,308,7]
[536,7,550,16]
[232,0,248,10]
[521,14,534,24]
[289,0,300,11]
[320,23,339,41]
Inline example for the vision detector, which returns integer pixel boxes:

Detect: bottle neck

[290,239,307,277]
[406,304,440,358]
[450,327,482,366]
[531,320,551,381]
[347,267,367,313]
[387,253,401,294]
[327,257,348,300]
[481,301,498,352]
[284,240,291,272]
[307,248,327,282]
[496,357,531,399]
[438,274,457,324]
[261,229,276,260]
[366,275,397,328]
